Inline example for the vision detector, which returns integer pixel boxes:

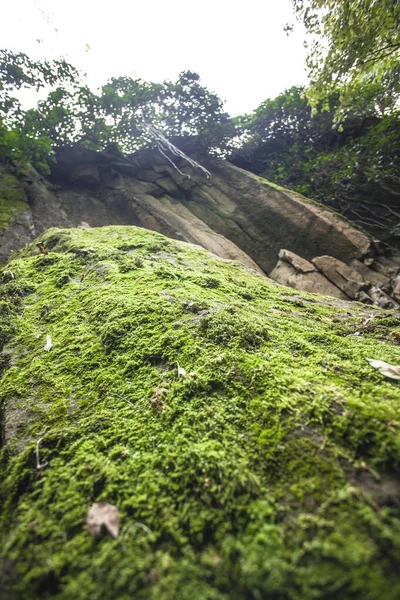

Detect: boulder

[368,286,400,310]
[392,275,400,302]
[312,255,369,299]
[350,258,390,288]
[371,255,400,278]
[270,252,347,299]
[278,248,316,273]
[2,226,400,599]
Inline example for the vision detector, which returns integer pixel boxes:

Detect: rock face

[1,226,400,599]
[270,250,348,299]
[1,144,400,307]
[312,255,369,299]
[270,248,400,307]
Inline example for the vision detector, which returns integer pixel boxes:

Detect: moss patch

[0,172,29,229]
[1,226,400,600]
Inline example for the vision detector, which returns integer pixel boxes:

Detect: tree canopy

[0,51,79,171]
[0,51,235,173]
[289,0,400,119]
[1,1,400,241]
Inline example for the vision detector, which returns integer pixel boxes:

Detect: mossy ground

[0,173,29,229]
[1,226,400,600]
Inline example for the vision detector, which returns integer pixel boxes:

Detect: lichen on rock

[1,225,400,599]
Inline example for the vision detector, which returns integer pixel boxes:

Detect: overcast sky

[2,0,308,116]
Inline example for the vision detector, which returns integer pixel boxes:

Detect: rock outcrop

[270,247,400,307]
[270,250,348,299]
[1,226,400,599]
[1,144,400,308]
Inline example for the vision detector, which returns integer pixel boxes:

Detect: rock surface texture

[1,226,400,599]
[1,144,400,307]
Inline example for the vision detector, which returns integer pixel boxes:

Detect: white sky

[1,0,308,116]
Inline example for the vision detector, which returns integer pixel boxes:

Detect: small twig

[112,392,135,408]
[35,437,49,471]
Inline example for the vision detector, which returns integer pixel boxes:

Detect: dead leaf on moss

[87,502,120,539]
[43,335,53,352]
[366,358,400,380]
[36,242,49,256]
[150,385,168,412]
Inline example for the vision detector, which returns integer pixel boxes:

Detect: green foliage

[0,49,235,170]
[96,71,235,154]
[290,0,400,119]
[0,51,79,172]
[1,226,400,599]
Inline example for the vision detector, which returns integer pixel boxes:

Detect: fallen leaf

[36,242,49,256]
[87,502,120,539]
[366,358,400,380]
[150,385,168,412]
[177,363,187,377]
[44,335,53,352]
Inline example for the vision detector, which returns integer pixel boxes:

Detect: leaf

[150,385,167,412]
[36,242,49,255]
[44,335,53,352]
[366,358,400,380]
[86,502,120,539]
[177,363,187,377]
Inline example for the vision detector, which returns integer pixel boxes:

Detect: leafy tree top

[289,0,400,119]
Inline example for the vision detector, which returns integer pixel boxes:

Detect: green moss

[0,172,29,228]
[1,225,400,600]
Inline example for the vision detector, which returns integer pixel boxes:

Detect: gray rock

[371,256,400,278]
[270,259,348,299]
[312,255,368,299]
[392,275,400,302]
[350,259,390,288]
[368,286,399,309]
[70,165,101,186]
[278,249,316,273]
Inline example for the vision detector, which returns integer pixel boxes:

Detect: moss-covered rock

[1,225,400,600]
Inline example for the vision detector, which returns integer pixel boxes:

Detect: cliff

[1,144,400,308]
[1,226,400,599]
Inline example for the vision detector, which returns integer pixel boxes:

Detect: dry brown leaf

[87,502,120,539]
[366,358,400,380]
[150,385,168,412]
